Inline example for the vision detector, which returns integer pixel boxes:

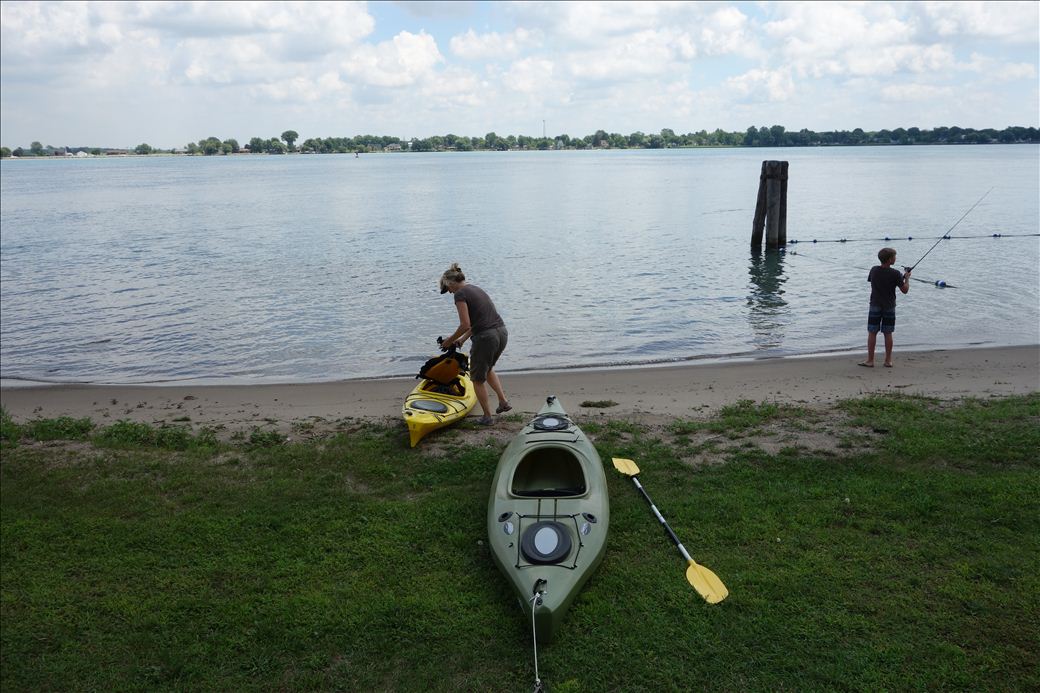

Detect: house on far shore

[384,143,403,152]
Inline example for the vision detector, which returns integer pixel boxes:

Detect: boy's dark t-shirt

[454,285,505,334]
[867,266,904,310]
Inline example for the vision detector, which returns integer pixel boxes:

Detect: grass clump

[24,416,95,441]
[0,409,95,445]
[580,399,618,408]
[247,427,286,448]
[92,419,217,451]
[0,408,20,445]
[670,399,798,436]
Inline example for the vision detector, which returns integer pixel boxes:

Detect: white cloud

[252,72,348,104]
[566,28,695,81]
[697,6,760,58]
[1,1,116,65]
[341,31,443,88]
[513,1,757,59]
[539,1,673,43]
[110,1,374,46]
[843,43,956,77]
[503,56,555,93]
[633,80,699,119]
[1,2,375,83]
[449,28,536,60]
[726,67,796,102]
[880,83,956,102]
[767,2,915,48]
[173,37,256,85]
[419,67,487,107]
[923,1,1039,43]
[961,53,1037,81]
[0,1,1036,146]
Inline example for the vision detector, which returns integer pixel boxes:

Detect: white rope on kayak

[529,587,545,693]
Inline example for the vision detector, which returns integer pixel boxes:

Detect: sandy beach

[2,346,1036,434]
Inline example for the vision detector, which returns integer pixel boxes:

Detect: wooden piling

[751,161,788,249]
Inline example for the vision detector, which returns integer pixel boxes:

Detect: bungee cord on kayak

[529,588,545,693]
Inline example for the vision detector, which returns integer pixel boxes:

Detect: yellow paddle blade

[686,560,729,604]
[611,457,640,477]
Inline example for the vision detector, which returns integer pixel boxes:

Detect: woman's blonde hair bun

[439,263,465,293]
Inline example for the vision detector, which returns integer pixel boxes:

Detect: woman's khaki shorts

[470,326,508,383]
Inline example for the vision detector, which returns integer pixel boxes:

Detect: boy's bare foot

[858,361,874,368]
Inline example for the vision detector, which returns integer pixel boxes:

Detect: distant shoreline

[3,140,1039,160]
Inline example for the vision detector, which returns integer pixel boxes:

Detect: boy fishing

[860,247,910,368]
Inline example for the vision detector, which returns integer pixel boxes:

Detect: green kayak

[487,396,609,644]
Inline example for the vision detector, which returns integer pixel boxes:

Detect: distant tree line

[189,124,1040,154]
[739,125,1038,146]
[3,125,1037,158]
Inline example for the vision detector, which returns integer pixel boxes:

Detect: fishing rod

[905,187,993,273]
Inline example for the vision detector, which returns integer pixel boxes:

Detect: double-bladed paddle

[612,457,729,604]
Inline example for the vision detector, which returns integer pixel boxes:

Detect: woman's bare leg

[487,369,508,408]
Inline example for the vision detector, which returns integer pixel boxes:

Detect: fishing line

[905,187,993,272]
[784,187,1013,288]
[784,249,957,288]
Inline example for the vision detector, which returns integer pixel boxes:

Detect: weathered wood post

[751,160,788,249]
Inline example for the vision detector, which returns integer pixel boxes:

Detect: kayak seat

[420,378,466,397]
[511,449,587,497]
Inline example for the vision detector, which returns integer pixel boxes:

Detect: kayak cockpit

[511,447,587,497]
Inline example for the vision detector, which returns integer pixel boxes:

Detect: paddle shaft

[630,476,694,564]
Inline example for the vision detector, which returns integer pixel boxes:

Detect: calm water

[2,146,1038,385]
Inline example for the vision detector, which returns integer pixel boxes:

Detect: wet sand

[2,346,1036,433]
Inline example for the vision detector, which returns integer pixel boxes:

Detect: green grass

[580,400,618,409]
[2,394,1038,692]
[669,399,802,436]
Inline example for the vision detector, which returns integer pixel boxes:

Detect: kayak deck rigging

[499,500,597,570]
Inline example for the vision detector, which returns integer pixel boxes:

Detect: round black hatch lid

[520,521,572,564]
[532,415,571,431]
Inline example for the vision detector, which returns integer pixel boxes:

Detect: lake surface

[2,146,1038,385]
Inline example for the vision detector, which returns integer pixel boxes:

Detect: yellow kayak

[402,373,477,447]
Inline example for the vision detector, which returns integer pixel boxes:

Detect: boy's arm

[900,269,911,294]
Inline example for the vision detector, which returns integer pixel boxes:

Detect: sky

[1,1,1037,149]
